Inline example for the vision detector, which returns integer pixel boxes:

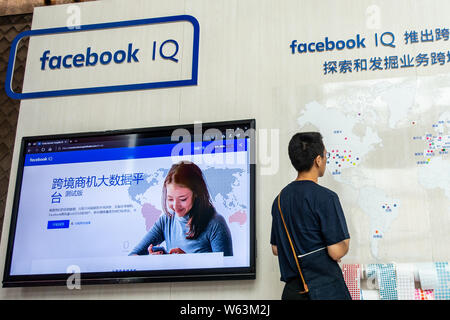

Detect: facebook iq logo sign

[5,15,200,99]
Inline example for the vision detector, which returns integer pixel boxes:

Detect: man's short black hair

[288,132,325,173]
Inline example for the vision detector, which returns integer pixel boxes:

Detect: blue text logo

[290,34,366,54]
[39,43,140,70]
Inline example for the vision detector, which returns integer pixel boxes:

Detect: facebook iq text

[39,39,180,70]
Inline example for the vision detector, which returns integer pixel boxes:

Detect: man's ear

[314,154,321,167]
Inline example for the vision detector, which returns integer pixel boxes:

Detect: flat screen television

[2,119,255,287]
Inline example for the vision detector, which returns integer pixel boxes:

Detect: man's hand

[271,245,278,256]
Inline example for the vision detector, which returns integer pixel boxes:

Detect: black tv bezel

[2,119,256,287]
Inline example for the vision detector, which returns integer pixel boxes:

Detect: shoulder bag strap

[277,192,309,293]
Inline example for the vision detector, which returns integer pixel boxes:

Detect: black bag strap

[277,192,309,294]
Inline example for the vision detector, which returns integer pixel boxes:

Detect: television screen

[2,119,255,287]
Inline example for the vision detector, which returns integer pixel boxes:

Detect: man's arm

[327,239,349,262]
[319,194,350,262]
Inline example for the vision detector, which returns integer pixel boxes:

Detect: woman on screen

[129,161,233,256]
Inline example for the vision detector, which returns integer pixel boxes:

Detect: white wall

[1,0,450,299]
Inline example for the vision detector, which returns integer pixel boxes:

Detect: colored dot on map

[345,137,348,140]
[412,121,416,125]
[375,230,379,234]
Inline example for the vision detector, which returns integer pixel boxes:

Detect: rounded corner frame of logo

[5,15,200,100]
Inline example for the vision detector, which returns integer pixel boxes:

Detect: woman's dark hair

[161,161,215,239]
[288,132,325,173]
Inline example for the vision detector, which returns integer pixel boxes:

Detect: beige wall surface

[1,0,450,299]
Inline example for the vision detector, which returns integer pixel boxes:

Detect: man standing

[270,132,351,300]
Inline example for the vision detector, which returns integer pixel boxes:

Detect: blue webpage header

[24,139,248,166]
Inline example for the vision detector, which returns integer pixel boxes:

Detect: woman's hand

[148,244,164,255]
[169,248,186,254]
